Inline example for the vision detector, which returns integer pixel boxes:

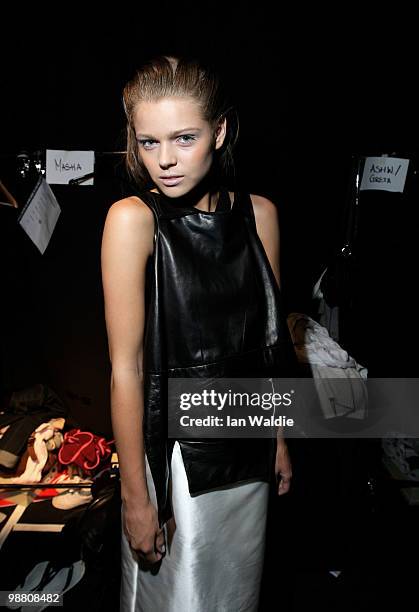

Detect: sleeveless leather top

[138,187,296,526]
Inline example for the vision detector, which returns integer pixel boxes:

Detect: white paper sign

[46,149,95,185]
[18,177,61,254]
[360,156,409,193]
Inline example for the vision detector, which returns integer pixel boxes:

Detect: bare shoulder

[103,196,155,257]
[106,195,154,226]
[249,194,279,223]
[248,194,280,239]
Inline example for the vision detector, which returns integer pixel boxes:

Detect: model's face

[133,96,226,197]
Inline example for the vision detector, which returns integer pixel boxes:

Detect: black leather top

[137,187,296,526]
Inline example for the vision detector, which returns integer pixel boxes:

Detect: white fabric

[287,312,364,370]
[311,365,368,419]
[287,313,368,420]
[0,417,65,485]
[120,441,269,612]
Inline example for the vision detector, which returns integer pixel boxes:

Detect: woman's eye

[177,135,196,144]
[138,139,156,149]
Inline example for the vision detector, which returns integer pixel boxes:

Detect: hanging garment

[287,312,368,419]
[312,267,340,341]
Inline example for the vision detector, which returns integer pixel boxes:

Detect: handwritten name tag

[360,157,409,193]
[46,150,95,185]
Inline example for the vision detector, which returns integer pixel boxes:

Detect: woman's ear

[214,116,227,150]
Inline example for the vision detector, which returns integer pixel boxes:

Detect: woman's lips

[160,176,184,186]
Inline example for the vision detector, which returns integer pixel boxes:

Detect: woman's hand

[275,440,292,495]
[122,498,166,565]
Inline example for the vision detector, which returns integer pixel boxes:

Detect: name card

[360,156,409,193]
[46,150,95,185]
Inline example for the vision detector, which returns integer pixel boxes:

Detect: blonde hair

[122,55,239,189]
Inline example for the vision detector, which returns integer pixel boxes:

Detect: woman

[101,55,295,612]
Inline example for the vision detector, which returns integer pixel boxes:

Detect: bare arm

[101,196,165,561]
[250,194,292,495]
[250,194,281,288]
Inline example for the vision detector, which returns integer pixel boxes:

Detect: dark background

[1,6,418,434]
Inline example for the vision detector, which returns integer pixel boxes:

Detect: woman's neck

[190,190,220,212]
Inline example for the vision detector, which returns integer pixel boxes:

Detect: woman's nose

[158,143,177,169]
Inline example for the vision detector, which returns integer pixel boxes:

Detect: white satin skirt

[120,441,269,612]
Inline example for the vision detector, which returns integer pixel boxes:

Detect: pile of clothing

[0,383,114,514]
[0,383,118,610]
